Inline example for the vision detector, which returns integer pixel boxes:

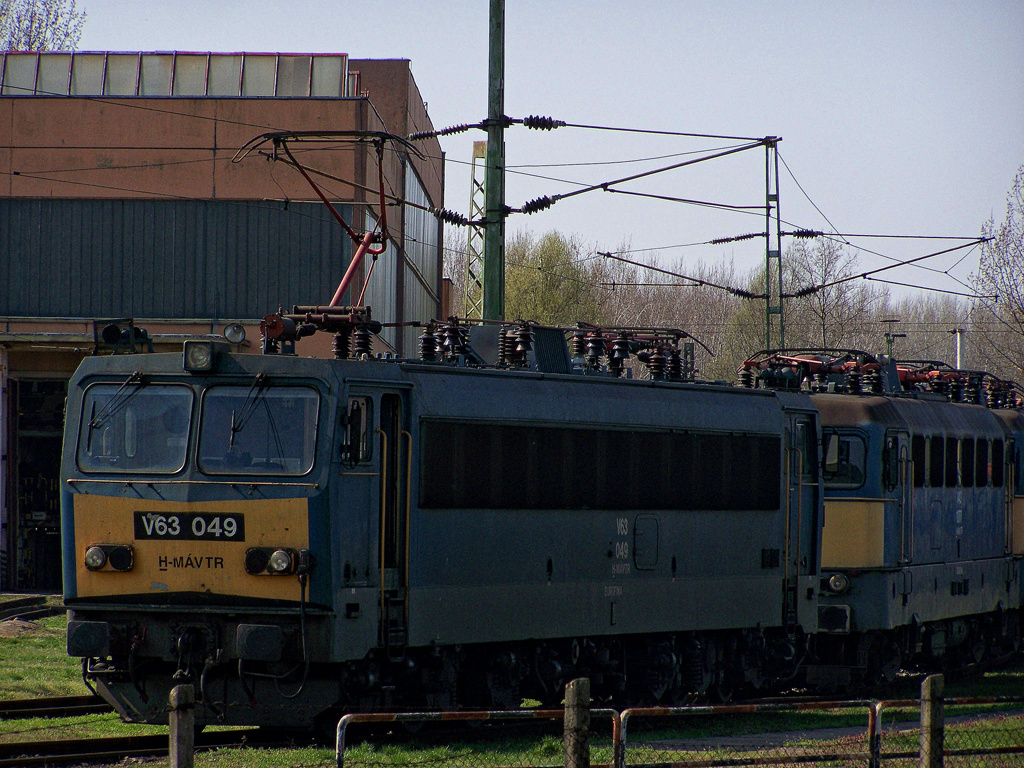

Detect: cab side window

[822,430,866,489]
[343,396,373,465]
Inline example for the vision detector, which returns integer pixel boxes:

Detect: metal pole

[773,143,784,348]
[764,143,771,349]
[482,0,506,321]
[763,138,783,349]
[949,328,964,369]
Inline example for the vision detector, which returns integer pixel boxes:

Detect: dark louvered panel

[0,199,353,319]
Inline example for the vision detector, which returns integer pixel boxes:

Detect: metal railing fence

[325,677,1024,768]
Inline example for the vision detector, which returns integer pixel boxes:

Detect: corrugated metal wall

[402,165,441,352]
[359,209,399,351]
[0,199,353,319]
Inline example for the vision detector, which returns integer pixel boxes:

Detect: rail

[0,729,263,767]
[0,694,111,719]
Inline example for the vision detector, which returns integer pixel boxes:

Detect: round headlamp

[828,573,850,594]
[84,546,107,571]
[267,549,293,574]
[223,323,246,344]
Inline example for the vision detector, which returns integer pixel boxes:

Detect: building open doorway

[4,379,66,592]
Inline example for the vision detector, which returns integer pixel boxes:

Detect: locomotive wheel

[859,634,900,686]
[878,640,901,683]
[968,632,987,665]
[712,678,735,703]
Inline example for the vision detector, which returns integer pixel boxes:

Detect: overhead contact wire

[598,251,764,299]
[518,140,767,215]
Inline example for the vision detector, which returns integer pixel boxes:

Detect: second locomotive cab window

[197,384,319,475]
[420,420,781,511]
[822,430,866,489]
[78,382,193,473]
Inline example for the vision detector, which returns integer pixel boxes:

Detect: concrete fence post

[920,673,944,768]
[169,683,196,768]
[564,678,591,768]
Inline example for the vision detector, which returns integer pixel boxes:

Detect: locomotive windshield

[197,383,319,475]
[77,381,193,473]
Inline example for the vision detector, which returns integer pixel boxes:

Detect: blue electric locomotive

[62,313,821,728]
[741,352,1024,689]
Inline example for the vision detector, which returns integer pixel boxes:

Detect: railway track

[0,728,267,767]
[0,595,63,622]
[0,694,112,719]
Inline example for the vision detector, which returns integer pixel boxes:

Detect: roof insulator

[408,122,480,141]
[430,207,475,227]
[520,195,556,215]
[728,287,761,299]
[710,232,764,245]
[521,115,566,131]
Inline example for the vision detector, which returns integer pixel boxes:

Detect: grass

[2,602,1024,767]
[0,607,83,699]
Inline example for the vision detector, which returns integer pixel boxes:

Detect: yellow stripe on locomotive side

[821,499,886,569]
[73,495,309,599]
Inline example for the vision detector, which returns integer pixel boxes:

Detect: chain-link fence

[331,677,1024,768]
[875,689,1024,768]
[620,701,876,768]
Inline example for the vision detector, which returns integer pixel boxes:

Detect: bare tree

[784,237,888,351]
[971,164,1024,381]
[442,229,471,318]
[713,267,773,380]
[883,294,969,365]
[1,0,85,51]
[589,249,751,379]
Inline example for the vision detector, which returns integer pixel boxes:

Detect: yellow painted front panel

[821,500,885,568]
[1014,498,1024,556]
[73,495,309,600]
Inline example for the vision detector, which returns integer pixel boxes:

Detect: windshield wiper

[87,371,143,430]
[229,373,268,448]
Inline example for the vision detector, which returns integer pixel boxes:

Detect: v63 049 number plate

[134,512,244,541]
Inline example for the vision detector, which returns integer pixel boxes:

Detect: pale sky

[77,0,1024,298]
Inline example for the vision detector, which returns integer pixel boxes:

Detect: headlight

[84,546,107,570]
[223,323,247,344]
[245,547,297,575]
[183,340,214,372]
[267,549,293,574]
[84,544,135,572]
[827,573,850,594]
[245,548,270,575]
[106,545,135,572]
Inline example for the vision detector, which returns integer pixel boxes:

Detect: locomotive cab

[62,347,342,727]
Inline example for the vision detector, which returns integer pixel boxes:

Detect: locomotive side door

[883,429,911,564]
[784,412,820,630]
[345,384,410,658]
[377,391,410,657]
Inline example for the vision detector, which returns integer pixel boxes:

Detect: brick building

[0,51,445,590]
